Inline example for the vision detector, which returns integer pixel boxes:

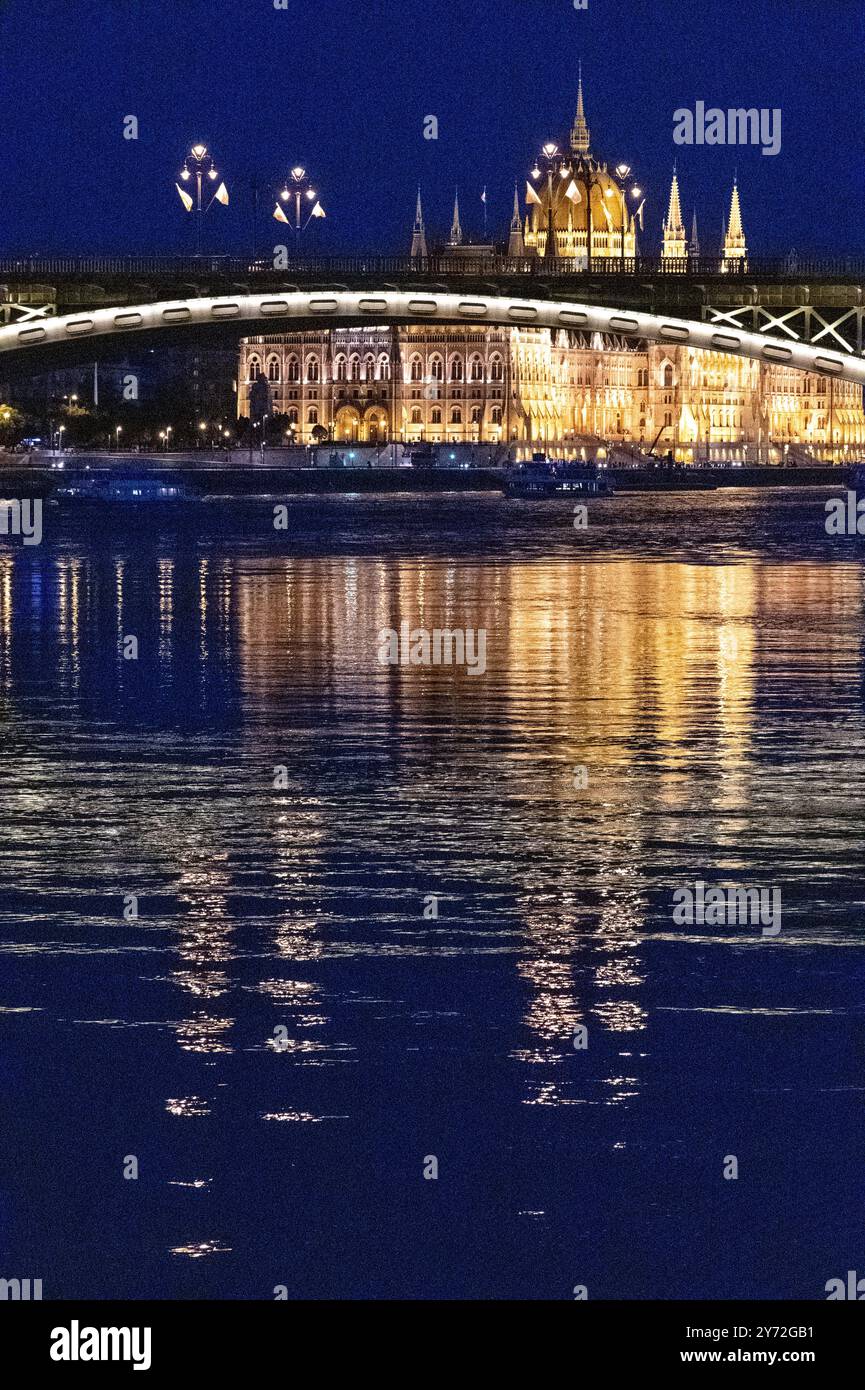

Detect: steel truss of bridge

[1,253,864,364]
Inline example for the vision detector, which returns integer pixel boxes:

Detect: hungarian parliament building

[237,81,865,463]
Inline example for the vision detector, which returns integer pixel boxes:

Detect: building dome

[523,74,637,261]
[531,162,627,233]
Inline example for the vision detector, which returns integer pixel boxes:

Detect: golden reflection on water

[230,553,829,1105]
[3,542,864,1121]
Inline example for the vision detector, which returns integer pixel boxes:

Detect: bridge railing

[2,253,865,280]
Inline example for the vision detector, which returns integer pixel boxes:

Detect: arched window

[248,356,261,381]
[267,356,281,383]
[350,355,360,382]
[307,356,320,383]
[307,407,319,425]
[450,406,462,424]
[469,355,483,382]
[410,356,423,382]
[450,357,464,382]
[364,355,376,381]
[410,406,423,424]
[431,407,442,424]
[471,405,482,424]
[334,355,347,382]
[287,356,299,383]
[662,362,674,389]
[430,355,443,381]
[491,406,502,425]
[378,354,390,381]
[287,407,299,425]
[489,355,503,382]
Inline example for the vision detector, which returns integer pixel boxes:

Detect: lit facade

[236,77,865,462]
[238,327,865,462]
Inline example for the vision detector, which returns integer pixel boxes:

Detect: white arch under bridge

[1,290,863,385]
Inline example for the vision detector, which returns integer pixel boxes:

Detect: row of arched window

[249,355,320,384]
[333,354,391,382]
[273,404,505,427]
[408,354,504,383]
[407,405,503,425]
[248,351,506,386]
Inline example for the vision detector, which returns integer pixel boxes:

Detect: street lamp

[530,141,609,266]
[531,143,564,260]
[273,166,325,249]
[609,163,643,272]
[177,142,228,256]
[115,425,122,450]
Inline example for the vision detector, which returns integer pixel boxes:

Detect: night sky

[0,0,861,258]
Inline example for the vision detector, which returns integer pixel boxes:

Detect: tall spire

[508,181,525,257]
[570,63,591,154]
[510,182,521,230]
[666,167,684,235]
[662,167,687,260]
[410,186,428,260]
[449,188,463,246]
[722,176,747,270]
[727,178,744,240]
[689,209,700,259]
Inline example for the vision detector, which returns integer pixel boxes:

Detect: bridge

[2,254,864,375]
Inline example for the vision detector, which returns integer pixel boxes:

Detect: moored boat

[505,457,614,498]
[51,471,203,505]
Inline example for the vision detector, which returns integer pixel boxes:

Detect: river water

[1,488,863,1300]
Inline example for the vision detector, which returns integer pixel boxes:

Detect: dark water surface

[2,488,864,1300]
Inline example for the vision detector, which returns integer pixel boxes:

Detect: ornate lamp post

[530,143,567,260]
[273,166,325,249]
[177,143,228,256]
[608,163,643,272]
[530,142,608,267]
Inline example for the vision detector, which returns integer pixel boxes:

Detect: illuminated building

[237,76,865,462]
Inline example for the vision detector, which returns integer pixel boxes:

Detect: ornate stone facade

[238,326,865,462]
[236,75,865,462]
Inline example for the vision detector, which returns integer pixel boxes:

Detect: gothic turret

[410,187,428,260]
[662,167,687,260]
[722,177,747,270]
[507,182,525,257]
[570,64,591,154]
[448,189,463,246]
[688,210,700,260]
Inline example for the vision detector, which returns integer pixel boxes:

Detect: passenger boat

[505,457,614,498]
[51,472,202,505]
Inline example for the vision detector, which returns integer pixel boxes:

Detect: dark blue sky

[0,0,861,258]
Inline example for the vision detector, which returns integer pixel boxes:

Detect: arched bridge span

[0,290,863,385]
